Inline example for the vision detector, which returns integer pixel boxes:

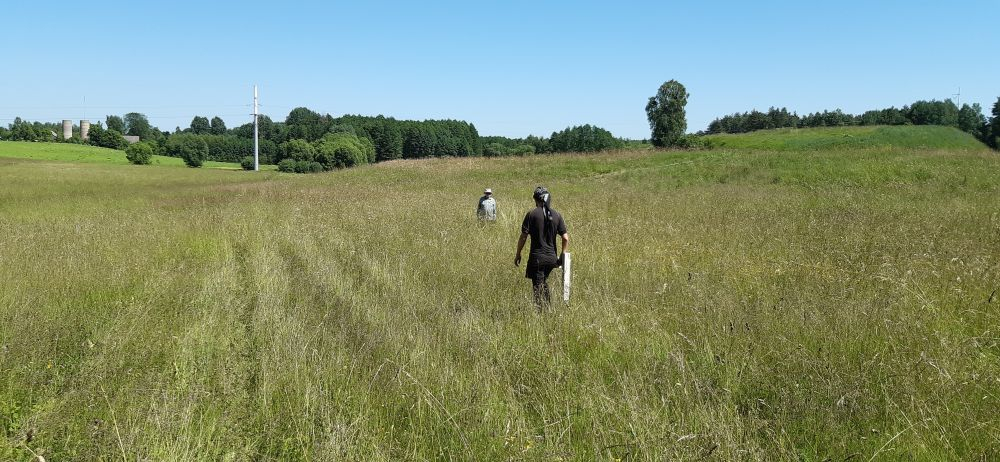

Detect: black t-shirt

[521,206,567,266]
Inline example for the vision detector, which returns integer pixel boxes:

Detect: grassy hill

[0,140,253,169]
[1,142,999,460]
[702,125,990,151]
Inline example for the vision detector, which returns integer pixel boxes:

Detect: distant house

[123,135,140,144]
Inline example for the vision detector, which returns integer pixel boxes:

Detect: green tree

[123,113,153,139]
[907,100,959,127]
[286,107,330,141]
[125,141,155,165]
[210,116,227,135]
[281,139,317,162]
[483,142,508,157]
[957,103,987,140]
[646,80,689,147]
[88,124,129,150]
[190,116,210,134]
[314,132,375,169]
[9,117,39,141]
[168,134,209,167]
[106,115,125,133]
[550,124,624,152]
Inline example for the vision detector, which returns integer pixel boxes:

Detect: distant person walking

[514,186,569,310]
[477,188,497,221]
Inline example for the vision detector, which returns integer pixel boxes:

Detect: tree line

[1,107,633,170]
[704,98,1000,148]
[481,125,626,156]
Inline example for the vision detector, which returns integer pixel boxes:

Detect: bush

[277,159,296,172]
[294,160,323,173]
[280,139,316,163]
[511,144,535,156]
[125,142,155,165]
[483,142,507,157]
[240,156,255,171]
[166,134,209,167]
[675,135,714,149]
[314,132,375,169]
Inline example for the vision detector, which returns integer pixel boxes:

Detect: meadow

[0,141,263,170]
[1,127,998,461]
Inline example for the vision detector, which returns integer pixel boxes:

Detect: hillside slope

[703,125,990,151]
[0,140,246,169]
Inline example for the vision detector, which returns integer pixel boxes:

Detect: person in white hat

[477,188,497,221]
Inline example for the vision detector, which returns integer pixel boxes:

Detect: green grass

[703,125,989,151]
[0,140,275,170]
[1,135,999,460]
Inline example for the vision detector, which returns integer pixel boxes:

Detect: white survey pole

[562,252,572,302]
[253,85,259,171]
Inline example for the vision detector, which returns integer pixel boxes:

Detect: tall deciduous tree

[190,116,210,134]
[646,80,689,147]
[957,103,987,140]
[210,116,227,135]
[123,112,152,139]
[106,115,125,133]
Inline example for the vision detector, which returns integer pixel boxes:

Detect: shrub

[280,139,316,163]
[240,156,255,171]
[314,132,375,169]
[294,160,323,173]
[483,143,507,157]
[675,135,714,149]
[125,142,155,165]
[166,134,209,167]
[277,159,296,172]
[511,144,536,156]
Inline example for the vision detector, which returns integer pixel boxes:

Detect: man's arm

[557,233,569,266]
[515,233,527,266]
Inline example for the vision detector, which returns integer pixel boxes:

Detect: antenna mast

[253,85,260,171]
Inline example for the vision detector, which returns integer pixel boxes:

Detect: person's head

[484,188,492,197]
[533,186,549,206]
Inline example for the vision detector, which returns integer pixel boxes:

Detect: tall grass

[1,141,999,460]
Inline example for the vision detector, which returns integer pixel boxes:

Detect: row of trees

[704,98,1000,148]
[162,107,630,168]
[481,125,627,157]
[0,118,63,142]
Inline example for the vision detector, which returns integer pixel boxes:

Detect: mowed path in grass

[1,128,999,460]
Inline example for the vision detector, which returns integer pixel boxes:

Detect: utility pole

[253,85,259,171]
[953,87,961,109]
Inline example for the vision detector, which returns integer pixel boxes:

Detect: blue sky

[2,0,997,139]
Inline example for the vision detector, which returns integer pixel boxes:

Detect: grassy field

[703,125,988,151]
[0,141,266,170]
[1,128,999,460]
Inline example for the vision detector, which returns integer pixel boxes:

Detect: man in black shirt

[515,186,569,310]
